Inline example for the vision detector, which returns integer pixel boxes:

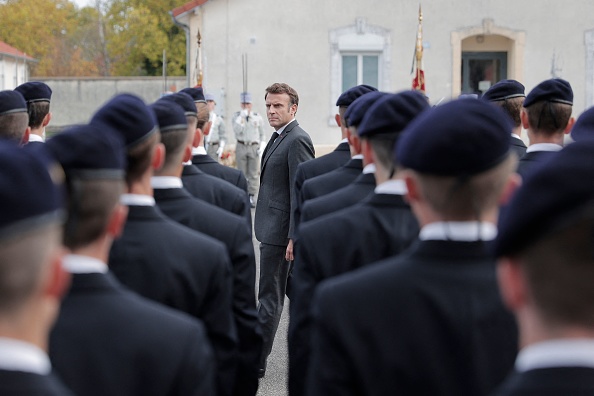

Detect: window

[329,18,391,125]
[461,52,507,95]
[342,54,379,92]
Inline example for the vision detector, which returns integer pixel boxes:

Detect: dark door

[461,52,507,95]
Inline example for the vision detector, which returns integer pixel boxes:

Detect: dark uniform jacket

[182,164,252,228]
[153,186,261,396]
[50,272,216,396]
[517,150,558,179]
[108,204,238,396]
[300,171,376,226]
[192,154,248,192]
[493,367,594,396]
[510,136,527,159]
[307,239,518,396]
[0,370,73,396]
[289,192,418,396]
[255,120,315,246]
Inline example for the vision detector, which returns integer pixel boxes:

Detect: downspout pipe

[169,10,191,88]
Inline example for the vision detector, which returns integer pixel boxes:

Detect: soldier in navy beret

[14,82,53,144]
[44,123,218,396]
[102,94,238,394]
[290,91,425,396]
[570,105,594,142]
[180,87,207,103]
[0,90,29,144]
[158,92,198,117]
[493,140,594,395]
[483,79,527,158]
[0,140,73,395]
[517,78,575,178]
[307,98,519,396]
[292,85,380,240]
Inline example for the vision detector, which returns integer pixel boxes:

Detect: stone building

[171,0,594,148]
[0,41,35,90]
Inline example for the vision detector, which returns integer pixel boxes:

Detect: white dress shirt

[526,142,563,154]
[374,179,407,196]
[419,221,498,242]
[516,339,594,372]
[62,254,108,274]
[120,194,155,207]
[0,338,51,375]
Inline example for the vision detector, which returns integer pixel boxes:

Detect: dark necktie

[262,131,279,161]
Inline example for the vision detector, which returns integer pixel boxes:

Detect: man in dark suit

[482,79,527,158]
[150,100,261,396]
[307,99,520,396]
[45,124,216,396]
[0,141,72,395]
[254,82,314,377]
[291,85,376,233]
[14,81,52,144]
[298,91,388,224]
[90,94,238,396]
[494,140,594,396]
[517,78,574,178]
[289,91,427,396]
[182,88,250,193]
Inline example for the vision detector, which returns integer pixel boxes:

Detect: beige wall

[176,0,594,148]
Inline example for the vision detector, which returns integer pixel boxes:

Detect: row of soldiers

[286,77,594,395]
[0,83,263,395]
[0,73,593,396]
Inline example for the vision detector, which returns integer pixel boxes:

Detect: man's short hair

[159,129,189,170]
[412,154,517,220]
[125,132,159,186]
[265,83,299,107]
[0,113,28,142]
[368,136,398,171]
[520,210,594,328]
[491,97,523,128]
[27,101,50,129]
[64,179,123,250]
[196,102,209,130]
[0,224,61,315]
[525,101,572,135]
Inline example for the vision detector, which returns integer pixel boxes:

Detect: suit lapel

[261,120,298,173]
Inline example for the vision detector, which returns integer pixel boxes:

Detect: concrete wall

[174,0,594,148]
[36,77,186,127]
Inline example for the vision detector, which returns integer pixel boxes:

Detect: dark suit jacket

[254,120,314,246]
[108,204,238,396]
[192,154,249,192]
[300,171,376,226]
[153,187,261,396]
[182,164,252,228]
[0,370,74,395]
[307,239,518,396]
[50,272,216,396]
[510,137,527,159]
[289,193,418,396]
[517,150,558,179]
[493,367,594,395]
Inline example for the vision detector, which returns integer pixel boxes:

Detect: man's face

[266,93,296,130]
[207,101,216,112]
[241,103,252,112]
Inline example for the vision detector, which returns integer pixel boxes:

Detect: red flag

[412,5,425,94]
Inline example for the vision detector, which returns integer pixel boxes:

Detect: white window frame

[329,18,391,126]
[341,52,382,91]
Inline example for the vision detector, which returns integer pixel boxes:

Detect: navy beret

[495,140,594,256]
[345,91,388,128]
[0,90,27,116]
[397,99,512,176]
[90,93,157,148]
[570,106,594,142]
[150,101,187,133]
[358,91,429,138]
[180,87,206,103]
[14,82,52,103]
[0,140,63,240]
[239,92,252,103]
[157,92,197,117]
[524,78,573,107]
[481,79,525,102]
[336,84,378,107]
[45,124,125,180]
